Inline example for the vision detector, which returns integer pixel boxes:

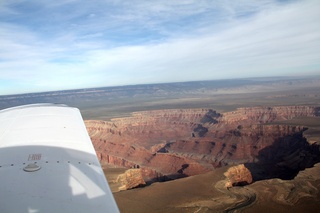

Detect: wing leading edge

[0,104,119,213]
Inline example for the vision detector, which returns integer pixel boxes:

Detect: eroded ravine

[86,106,320,181]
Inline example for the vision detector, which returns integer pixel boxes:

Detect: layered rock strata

[116,169,146,191]
[85,106,320,183]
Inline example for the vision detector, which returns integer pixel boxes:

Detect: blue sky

[0,0,319,95]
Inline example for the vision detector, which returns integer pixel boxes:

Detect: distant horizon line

[1,75,319,97]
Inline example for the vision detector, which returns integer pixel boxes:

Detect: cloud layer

[0,0,319,95]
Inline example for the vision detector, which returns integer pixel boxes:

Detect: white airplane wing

[0,104,119,213]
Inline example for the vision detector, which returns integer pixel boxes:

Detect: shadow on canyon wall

[245,131,320,182]
[144,164,190,185]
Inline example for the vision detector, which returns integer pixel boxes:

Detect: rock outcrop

[116,169,146,191]
[85,106,320,184]
[224,164,253,187]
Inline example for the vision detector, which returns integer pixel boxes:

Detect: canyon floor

[1,76,320,212]
[112,164,320,213]
[101,112,320,213]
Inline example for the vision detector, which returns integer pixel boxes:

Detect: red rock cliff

[85,106,320,182]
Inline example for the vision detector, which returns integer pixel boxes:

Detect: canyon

[1,77,319,212]
[86,106,320,188]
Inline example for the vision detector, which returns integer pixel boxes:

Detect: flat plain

[1,76,320,121]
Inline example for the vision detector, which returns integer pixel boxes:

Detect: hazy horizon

[1,0,320,95]
[0,74,319,97]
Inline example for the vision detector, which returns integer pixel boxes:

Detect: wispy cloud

[0,0,319,95]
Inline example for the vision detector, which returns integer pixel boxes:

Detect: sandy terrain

[113,163,320,213]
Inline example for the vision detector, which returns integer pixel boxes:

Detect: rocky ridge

[86,106,320,184]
